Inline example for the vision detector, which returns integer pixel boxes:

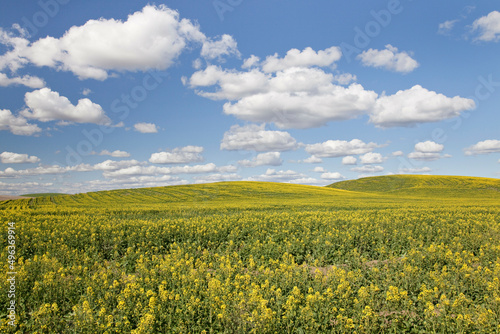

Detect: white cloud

[313,167,326,173]
[22,88,111,125]
[472,11,500,42]
[261,46,342,73]
[0,165,69,178]
[0,181,54,196]
[300,156,323,164]
[408,141,449,161]
[188,50,377,129]
[342,156,357,165]
[93,159,144,171]
[391,151,404,157]
[414,141,444,153]
[192,58,203,70]
[333,73,357,85]
[399,167,431,173]
[305,139,381,158]
[222,71,377,129]
[0,73,45,88]
[351,165,384,173]
[149,146,204,164]
[407,152,450,161]
[220,124,297,151]
[91,150,130,158]
[100,162,232,179]
[464,139,500,155]
[320,172,345,180]
[246,168,310,183]
[0,151,40,163]
[201,34,240,60]
[0,5,227,80]
[0,109,41,136]
[357,45,419,73]
[238,152,282,167]
[82,88,92,96]
[80,175,188,193]
[242,55,260,69]
[360,152,384,164]
[438,20,458,35]
[188,65,270,100]
[134,122,158,133]
[370,85,475,128]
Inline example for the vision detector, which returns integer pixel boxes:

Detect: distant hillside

[328,175,500,198]
[22,181,363,208]
[20,193,66,198]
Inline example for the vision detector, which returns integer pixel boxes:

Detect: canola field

[1,176,500,333]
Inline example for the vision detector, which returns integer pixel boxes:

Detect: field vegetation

[1,175,499,333]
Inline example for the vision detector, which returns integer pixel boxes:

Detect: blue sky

[1,0,499,195]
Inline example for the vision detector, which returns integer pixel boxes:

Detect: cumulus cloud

[188,48,377,129]
[0,5,238,80]
[472,11,500,42]
[320,172,345,180]
[238,152,282,167]
[246,168,311,183]
[408,141,450,161]
[220,124,297,151]
[360,152,384,164]
[464,139,500,155]
[149,146,204,164]
[414,141,444,153]
[93,159,144,171]
[99,162,234,179]
[201,34,240,60]
[261,46,342,73]
[333,73,357,85]
[0,164,70,177]
[357,45,419,73]
[134,122,158,133]
[305,139,381,158]
[0,73,45,88]
[242,55,260,69]
[391,151,404,157]
[21,88,111,125]
[370,85,475,128]
[313,167,326,173]
[0,151,40,163]
[300,156,323,164]
[351,165,384,173]
[0,109,41,136]
[342,156,357,165]
[92,150,130,158]
[0,181,54,196]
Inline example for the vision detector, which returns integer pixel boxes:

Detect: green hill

[16,181,369,209]
[328,175,500,198]
[20,192,66,198]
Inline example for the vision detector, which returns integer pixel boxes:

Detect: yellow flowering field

[1,176,500,333]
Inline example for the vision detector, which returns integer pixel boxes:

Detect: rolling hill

[328,174,500,198]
